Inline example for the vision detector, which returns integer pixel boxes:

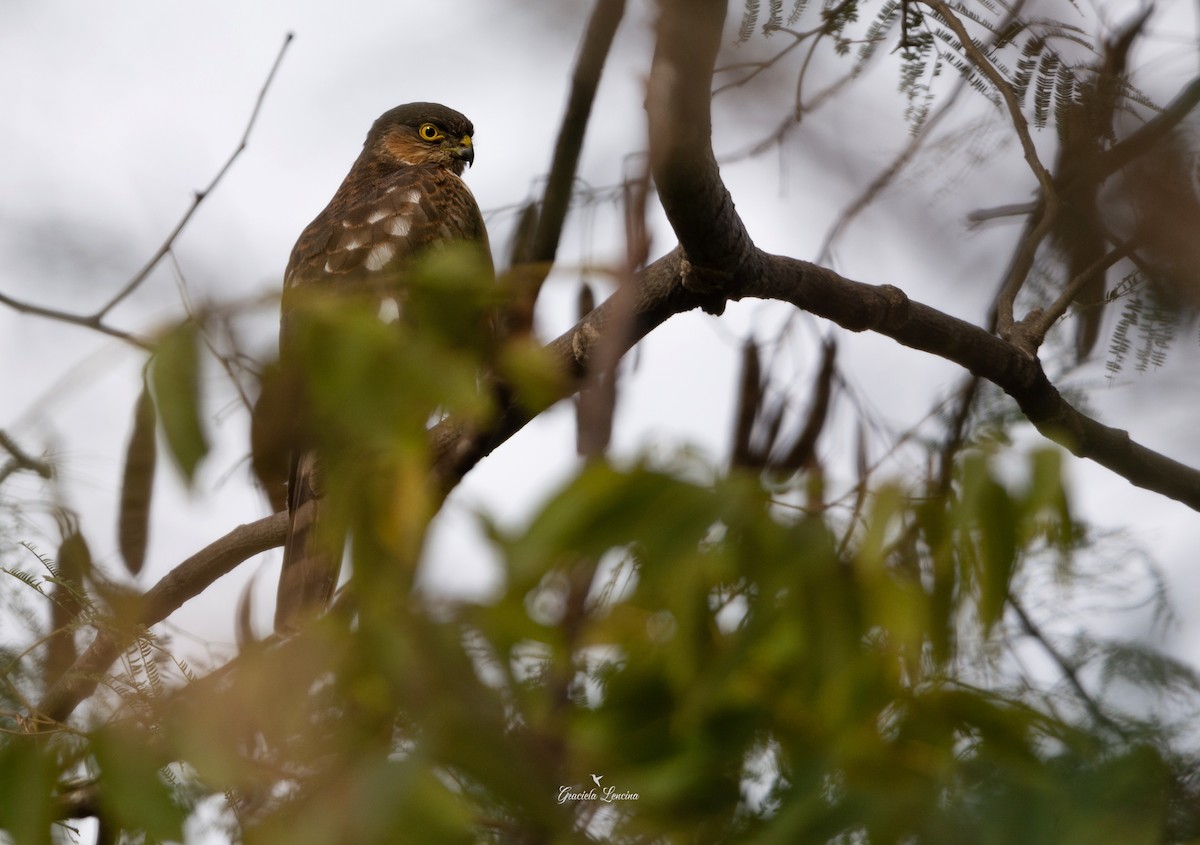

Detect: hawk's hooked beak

[455,134,474,167]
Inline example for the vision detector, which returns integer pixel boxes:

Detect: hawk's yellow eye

[418,123,443,141]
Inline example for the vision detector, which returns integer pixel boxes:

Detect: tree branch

[528,0,626,266]
[1018,238,1138,349]
[32,511,288,726]
[920,0,1062,344]
[94,32,293,320]
[648,0,756,305]
[0,429,54,483]
[1009,594,1125,737]
[28,2,1200,737]
[818,0,1029,264]
[1095,76,1200,181]
[0,33,292,344]
[429,0,1200,510]
[748,258,1200,509]
[505,0,626,333]
[0,290,151,349]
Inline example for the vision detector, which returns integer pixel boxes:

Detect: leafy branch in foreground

[3,0,1200,842]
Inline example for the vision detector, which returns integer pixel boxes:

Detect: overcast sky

[2,0,1198,732]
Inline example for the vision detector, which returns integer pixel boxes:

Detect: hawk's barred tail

[275,451,342,632]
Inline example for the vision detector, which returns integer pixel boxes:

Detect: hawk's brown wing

[275,162,489,632]
[286,163,488,289]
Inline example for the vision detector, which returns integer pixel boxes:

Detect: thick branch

[33,511,288,726]
[431,248,695,485]
[748,257,1200,509]
[433,240,1200,512]
[648,0,756,303]
[432,0,1200,510]
[529,0,626,266]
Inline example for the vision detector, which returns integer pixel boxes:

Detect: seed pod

[118,382,157,575]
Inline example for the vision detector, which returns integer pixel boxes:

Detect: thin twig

[1018,237,1138,347]
[819,0,1028,263]
[0,290,151,349]
[924,0,1052,193]
[713,26,819,96]
[0,430,54,480]
[1009,594,1127,737]
[94,32,294,320]
[0,33,293,348]
[966,201,1039,226]
[817,73,966,264]
[169,251,255,413]
[31,511,289,727]
[718,35,884,163]
[922,0,1060,339]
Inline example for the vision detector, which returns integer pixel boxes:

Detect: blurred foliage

[2,2,1199,842]
[4,426,1197,842]
[2,234,1198,843]
[733,0,1200,367]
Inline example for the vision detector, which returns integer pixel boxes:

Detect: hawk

[274,102,489,632]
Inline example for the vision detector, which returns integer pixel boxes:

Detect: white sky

[1,0,1198,726]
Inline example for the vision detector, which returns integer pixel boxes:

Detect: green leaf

[151,322,209,483]
[0,736,58,845]
[496,336,567,414]
[92,724,187,841]
[958,453,1018,634]
[977,475,1017,633]
[501,462,717,592]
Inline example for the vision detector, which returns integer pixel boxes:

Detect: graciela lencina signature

[557,774,640,804]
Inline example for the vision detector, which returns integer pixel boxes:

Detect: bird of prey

[274,102,489,632]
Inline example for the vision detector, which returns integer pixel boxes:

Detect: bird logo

[591,774,604,788]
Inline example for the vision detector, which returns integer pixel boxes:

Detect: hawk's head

[365,102,476,176]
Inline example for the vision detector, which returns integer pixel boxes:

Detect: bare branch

[817,75,966,264]
[1094,77,1200,182]
[924,0,1053,195]
[32,511,288,726]
[713,25,816,96]
[0,290,151,349]
[0,33,292,346]
[94,32,293,320]
[819,0,1029,263]
[0,429,54,482]
[753,256,1200,509]
[648,0,756,304]
[432,231,1200,512]
[919,0,1062,342]
[506,0,625,333]
[1010,594,1126,737]
[431,0,1200,510]
[1017,238,1138,349]
[966,201,1039,226]
[530,0,625,266]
